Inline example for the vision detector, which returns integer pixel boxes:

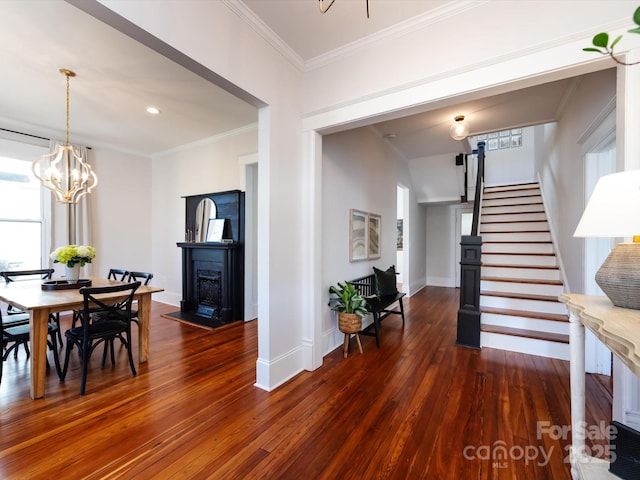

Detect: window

[0,137,48,271]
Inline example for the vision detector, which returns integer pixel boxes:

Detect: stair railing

[456,141,485,348]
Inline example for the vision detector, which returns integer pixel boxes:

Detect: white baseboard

[427,276,455,287]
[255,346,305,392]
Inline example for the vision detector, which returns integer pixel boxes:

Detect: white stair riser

[482,254,557,267]
[482,243,554,254]
[480,332,570,361]
[483,189,540,199]
[483,196,541,207]
[481,312,569,335]
[484,184,538,193]
[481,232,551,242]
[481,212,547,223]
[480,222,548,233]
[481,279,564,297]
[482,204,544,214]
[480,295,567,315]
[482,266,561,281]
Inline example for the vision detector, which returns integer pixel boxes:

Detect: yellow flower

[50,245,96,267]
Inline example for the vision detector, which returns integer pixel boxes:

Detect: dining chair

[1,310,62,382]
[0,269,62,342]
[71,268,131,330]
[60,281,141,395]
[107,268,129,281]
[126,271,153,326]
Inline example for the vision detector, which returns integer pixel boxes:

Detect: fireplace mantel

[175,190,245,328]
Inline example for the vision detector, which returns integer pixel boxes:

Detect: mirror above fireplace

[194,198,216,242]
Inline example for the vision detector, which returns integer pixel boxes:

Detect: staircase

[479,182,569,360]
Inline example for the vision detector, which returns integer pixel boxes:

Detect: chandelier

[319,0,370,18]
[32,69,97,204]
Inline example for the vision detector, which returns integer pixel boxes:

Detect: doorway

[583,114,615,375]
[397,184,409,294]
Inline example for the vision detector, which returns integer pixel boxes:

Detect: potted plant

[329,281,369,357]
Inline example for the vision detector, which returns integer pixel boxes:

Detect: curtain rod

[0,127,92,149]
[0,127,49,142]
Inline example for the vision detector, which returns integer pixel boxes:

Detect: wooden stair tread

[483,202,544,208]
[483,194,541,201]
[481,306,568,322]
[481,276,563,285]
[481,323,569,343]
[481,219,548,224]
[481,290,560,303]
[482,211,546,216]
[482,263,559,270]
[484,182,539,190]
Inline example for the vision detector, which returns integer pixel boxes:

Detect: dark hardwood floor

[0,286,611,479]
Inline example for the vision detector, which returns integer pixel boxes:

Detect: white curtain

[48,140,94,275]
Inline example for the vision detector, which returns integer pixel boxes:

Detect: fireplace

[174,190,244,328]
[196,269,222,318]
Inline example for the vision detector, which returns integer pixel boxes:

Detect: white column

[569,308,586,480]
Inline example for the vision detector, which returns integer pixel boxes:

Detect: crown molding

[306,1,486,71]
[223,0,306,72]
[224,0,485,73]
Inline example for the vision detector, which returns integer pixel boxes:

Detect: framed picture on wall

[396,219,403,250]
[350,209,368,262]
[368,213,381,260]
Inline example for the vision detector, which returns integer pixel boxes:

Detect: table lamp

[574,169,640,309]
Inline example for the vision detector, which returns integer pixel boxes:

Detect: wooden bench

[349,273,406,347]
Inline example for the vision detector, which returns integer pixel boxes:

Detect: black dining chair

[60,281,141,395]
[0,269,62,342]
[71,268,131,330]
[126,271,153,326]
[1,310,62,382]
[107,268,129,281]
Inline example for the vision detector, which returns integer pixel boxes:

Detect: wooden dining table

[0,276,163,399]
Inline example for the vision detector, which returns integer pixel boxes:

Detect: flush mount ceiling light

[319,0,370,18]
[450,115,469,141]
[146,106,160,115]
[32,69,97,204]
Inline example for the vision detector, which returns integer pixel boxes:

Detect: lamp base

[596,243,640,310]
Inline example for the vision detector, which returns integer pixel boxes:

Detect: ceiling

[0,0,591,159]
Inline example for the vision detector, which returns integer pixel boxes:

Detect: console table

[559,294,640,480]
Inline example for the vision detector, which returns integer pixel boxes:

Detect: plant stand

[339,313,363,358]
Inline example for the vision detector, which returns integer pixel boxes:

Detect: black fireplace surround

[175,190,244,328]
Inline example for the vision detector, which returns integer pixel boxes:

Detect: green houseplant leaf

[328,281,369,318]
[583,7,640,66]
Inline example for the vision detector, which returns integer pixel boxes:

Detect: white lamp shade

[573,169,640,238]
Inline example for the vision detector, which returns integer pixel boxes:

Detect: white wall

[90,146,152,277]
[481,127,536,186]
[321,127,424,353]
[409,153,462,204]
[536,68,617,293]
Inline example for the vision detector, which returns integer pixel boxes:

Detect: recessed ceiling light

[146,106,160,115]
